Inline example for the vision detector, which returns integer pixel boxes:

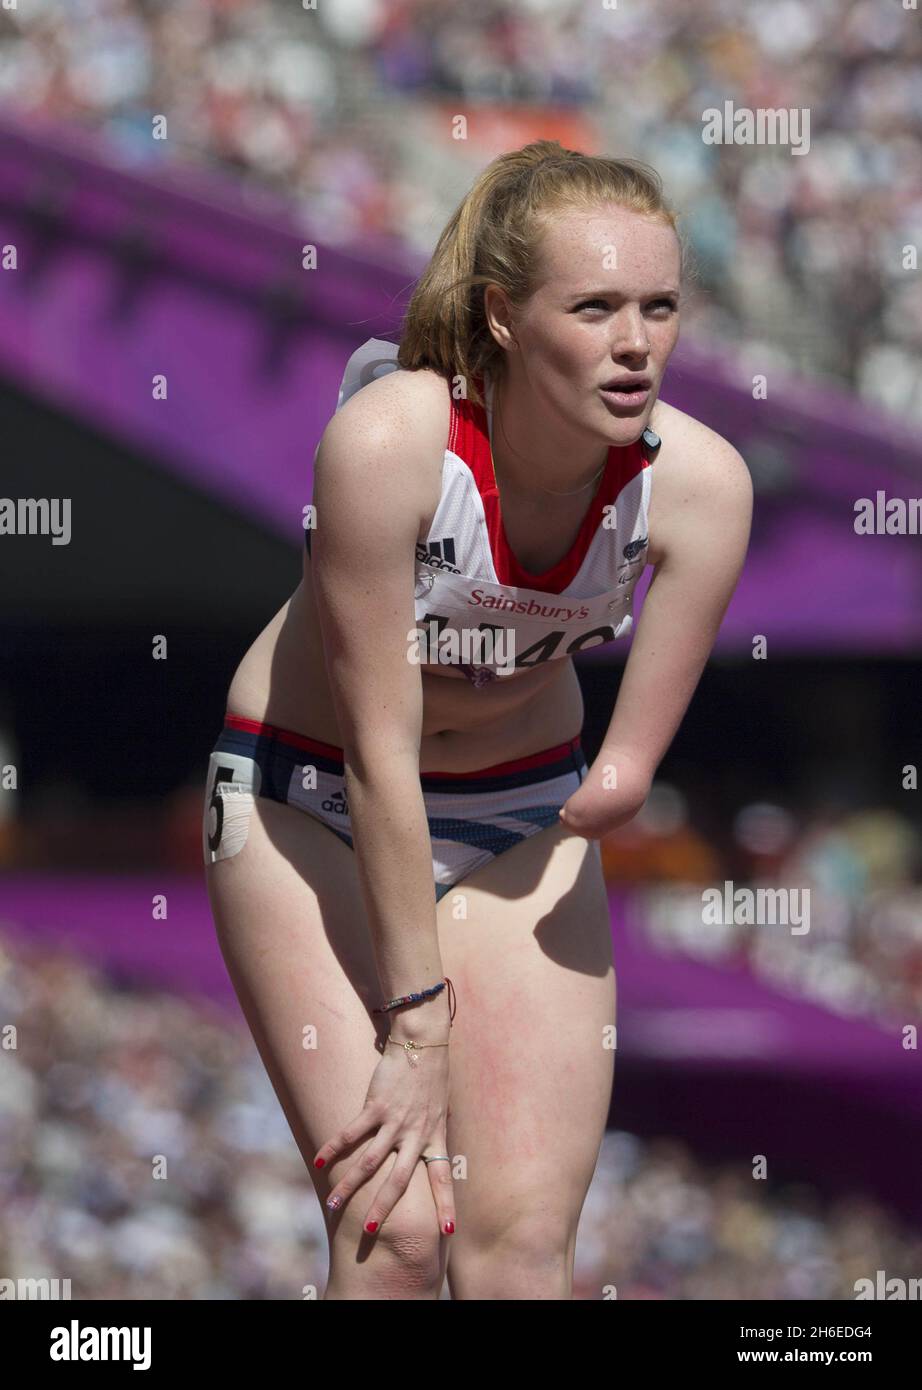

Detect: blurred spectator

[601,781,721,884]
[623,795,922,1025]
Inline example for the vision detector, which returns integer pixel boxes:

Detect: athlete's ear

[483,284,518,353]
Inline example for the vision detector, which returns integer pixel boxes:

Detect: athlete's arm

[309,369,460,1236]
[310,368,448,1025]
[560,426,754,840]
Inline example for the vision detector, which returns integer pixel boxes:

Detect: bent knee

[377,1224,443,1289]
[334,1207,443,1292]
[456,1208,574,1265]
[448,1211,575,1298]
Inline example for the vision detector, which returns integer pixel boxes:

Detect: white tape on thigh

[203,750,263,864]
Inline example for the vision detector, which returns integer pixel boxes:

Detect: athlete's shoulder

[325,358,452,457]
[316,363,451,515]
[645,399,752,566]
[649,397,747,472]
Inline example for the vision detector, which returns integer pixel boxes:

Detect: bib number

[207,764,236,854]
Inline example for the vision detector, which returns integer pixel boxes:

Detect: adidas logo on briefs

[416,536,460,572]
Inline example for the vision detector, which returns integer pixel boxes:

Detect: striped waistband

[217,712,586,794]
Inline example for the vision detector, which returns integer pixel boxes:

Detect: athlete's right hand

[312,1020,455,1237]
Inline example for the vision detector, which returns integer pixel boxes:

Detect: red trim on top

[449,380,649,594]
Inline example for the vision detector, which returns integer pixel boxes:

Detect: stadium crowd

[1,928,919,1300]
[1,0,921,416]
[602,783,922,1027]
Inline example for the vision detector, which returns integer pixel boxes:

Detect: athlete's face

[489,203,681,445]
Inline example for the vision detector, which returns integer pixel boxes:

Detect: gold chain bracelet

[386,1037,450,1067]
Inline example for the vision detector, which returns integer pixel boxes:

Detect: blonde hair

[397,139,684,409]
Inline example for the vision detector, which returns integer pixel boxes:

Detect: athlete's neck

[488,371,610,498]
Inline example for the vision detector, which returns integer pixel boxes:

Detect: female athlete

[203,140,753,1300]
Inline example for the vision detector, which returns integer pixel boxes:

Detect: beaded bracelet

[373,976,456,1022]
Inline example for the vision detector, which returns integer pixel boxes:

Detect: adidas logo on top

[416,536,460,571]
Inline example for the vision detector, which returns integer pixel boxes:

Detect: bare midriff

[224,551,586,773]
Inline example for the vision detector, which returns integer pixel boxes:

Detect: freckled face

[511,203,682,444]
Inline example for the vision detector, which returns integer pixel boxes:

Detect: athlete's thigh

[437,822,616,1227]
[205,795,440,1238]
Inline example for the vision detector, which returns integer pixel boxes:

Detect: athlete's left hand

[558,748,652,841]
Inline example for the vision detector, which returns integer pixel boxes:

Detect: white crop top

[306,337,658,686]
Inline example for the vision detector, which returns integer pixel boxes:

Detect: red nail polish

[365,1220,378,1233]
[444,1220,454,1234]
[314,1157,325,1168]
